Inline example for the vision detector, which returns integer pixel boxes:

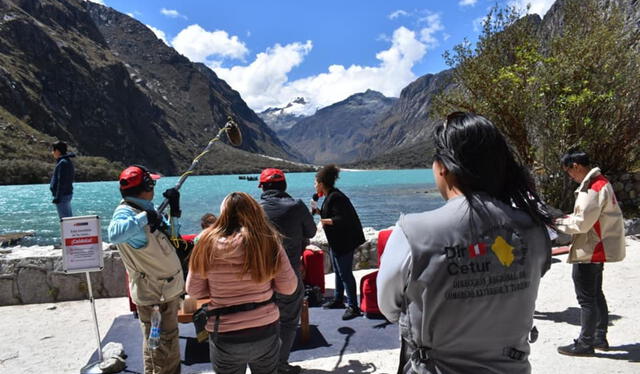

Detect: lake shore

[1,238,639,373]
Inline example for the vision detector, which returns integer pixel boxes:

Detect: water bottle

[148,305,161,349]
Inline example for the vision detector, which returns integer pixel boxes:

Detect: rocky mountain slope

[258,97,310,133]
[279,90,396,164]
[351,70,453,167]
[0,0,307,185]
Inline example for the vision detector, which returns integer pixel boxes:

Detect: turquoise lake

[0,169,443,246]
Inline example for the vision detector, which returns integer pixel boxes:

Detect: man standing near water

[259,168,317,374]
[50,141,75,219]
[108,165,184,374]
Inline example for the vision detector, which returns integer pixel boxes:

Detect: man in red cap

[108,165,184,374]
[258,168,316,374]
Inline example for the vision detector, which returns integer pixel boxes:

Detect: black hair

[434,112,552,225]
[316,164,340,189]
[560,148,590,168]
[120,184,146,198]
[261,180,287,192]
[52,141,67,154]
[200,213,217,229]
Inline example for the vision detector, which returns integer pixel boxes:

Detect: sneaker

[322,299,345,309]
[278,363,302,374]
[557,339,595,356]
[593,337,610,351]
[342,306,362,320]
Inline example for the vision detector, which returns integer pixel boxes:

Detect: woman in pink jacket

[186,192,298,374]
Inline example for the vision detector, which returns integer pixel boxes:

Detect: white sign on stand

[61,215,104,273]
[61,215,105,372]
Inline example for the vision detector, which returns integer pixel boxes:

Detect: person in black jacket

[50,141,76,219]
[259,168,317,374]
[314,164,365,320]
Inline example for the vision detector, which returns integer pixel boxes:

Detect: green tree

[434,0,640,210]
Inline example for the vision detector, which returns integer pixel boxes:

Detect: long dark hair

[433,112,552,225]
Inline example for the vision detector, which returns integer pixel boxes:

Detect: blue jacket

[50,153,75,199]
[108,197,180,249]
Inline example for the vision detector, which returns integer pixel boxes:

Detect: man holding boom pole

[106,117,241,373]
[108,165,184,374]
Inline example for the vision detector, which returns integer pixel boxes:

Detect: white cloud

[418,12,444,49]
[161,8,187,19]
[171,25,249,64]
[459,0,478,6]
[509,0,555,16]
[389,10,409,20]
[126,10,142,19]
[86,0,105,5]
[214,27,427,114]
[146,25,169,46]
[213,41,313,111]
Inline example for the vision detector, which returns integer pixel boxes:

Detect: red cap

[258,168,285,187]
[119,166,161,190]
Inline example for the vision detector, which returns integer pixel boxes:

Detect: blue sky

[88,0,555,113]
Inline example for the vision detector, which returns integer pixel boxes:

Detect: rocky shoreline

[0,226,383,306]
[3,218,638,306]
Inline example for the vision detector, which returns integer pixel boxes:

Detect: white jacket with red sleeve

[555,167,626,263]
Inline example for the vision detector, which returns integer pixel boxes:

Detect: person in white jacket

[555,149,626,357]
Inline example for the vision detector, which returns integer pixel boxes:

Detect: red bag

[302,248,325,293]
[359,270,384,318]
[377,229,393,266]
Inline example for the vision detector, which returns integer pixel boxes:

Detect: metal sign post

[60,215,105,373]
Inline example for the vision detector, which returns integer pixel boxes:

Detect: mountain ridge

[279,89,397,164]
[0,0,310,185]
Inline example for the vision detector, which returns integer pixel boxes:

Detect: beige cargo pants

[138,298,181,374]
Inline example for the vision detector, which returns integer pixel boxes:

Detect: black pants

[573,263,608,345]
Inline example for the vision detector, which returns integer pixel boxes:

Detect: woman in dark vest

[314,164,366,320]
[378,112,553,373]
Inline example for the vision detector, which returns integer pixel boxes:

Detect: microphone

[310,193,319,214]
[224,117,243,146]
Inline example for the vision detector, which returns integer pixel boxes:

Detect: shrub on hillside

[75,156,123,182]
[434,0,640,210]
[0,159,51,185]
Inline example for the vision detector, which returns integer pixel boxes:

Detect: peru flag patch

[468,243,487,258]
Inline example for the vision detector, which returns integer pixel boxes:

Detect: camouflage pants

[138,298,181,374]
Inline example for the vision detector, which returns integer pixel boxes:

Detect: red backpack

[359,229,393,319]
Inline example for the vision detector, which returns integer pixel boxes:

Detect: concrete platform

[86,306,398,373]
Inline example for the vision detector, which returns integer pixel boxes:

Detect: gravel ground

[1,239,639,374]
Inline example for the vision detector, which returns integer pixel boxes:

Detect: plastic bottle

[148,305,161,349]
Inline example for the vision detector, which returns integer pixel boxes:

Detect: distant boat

[238,175,258,181]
